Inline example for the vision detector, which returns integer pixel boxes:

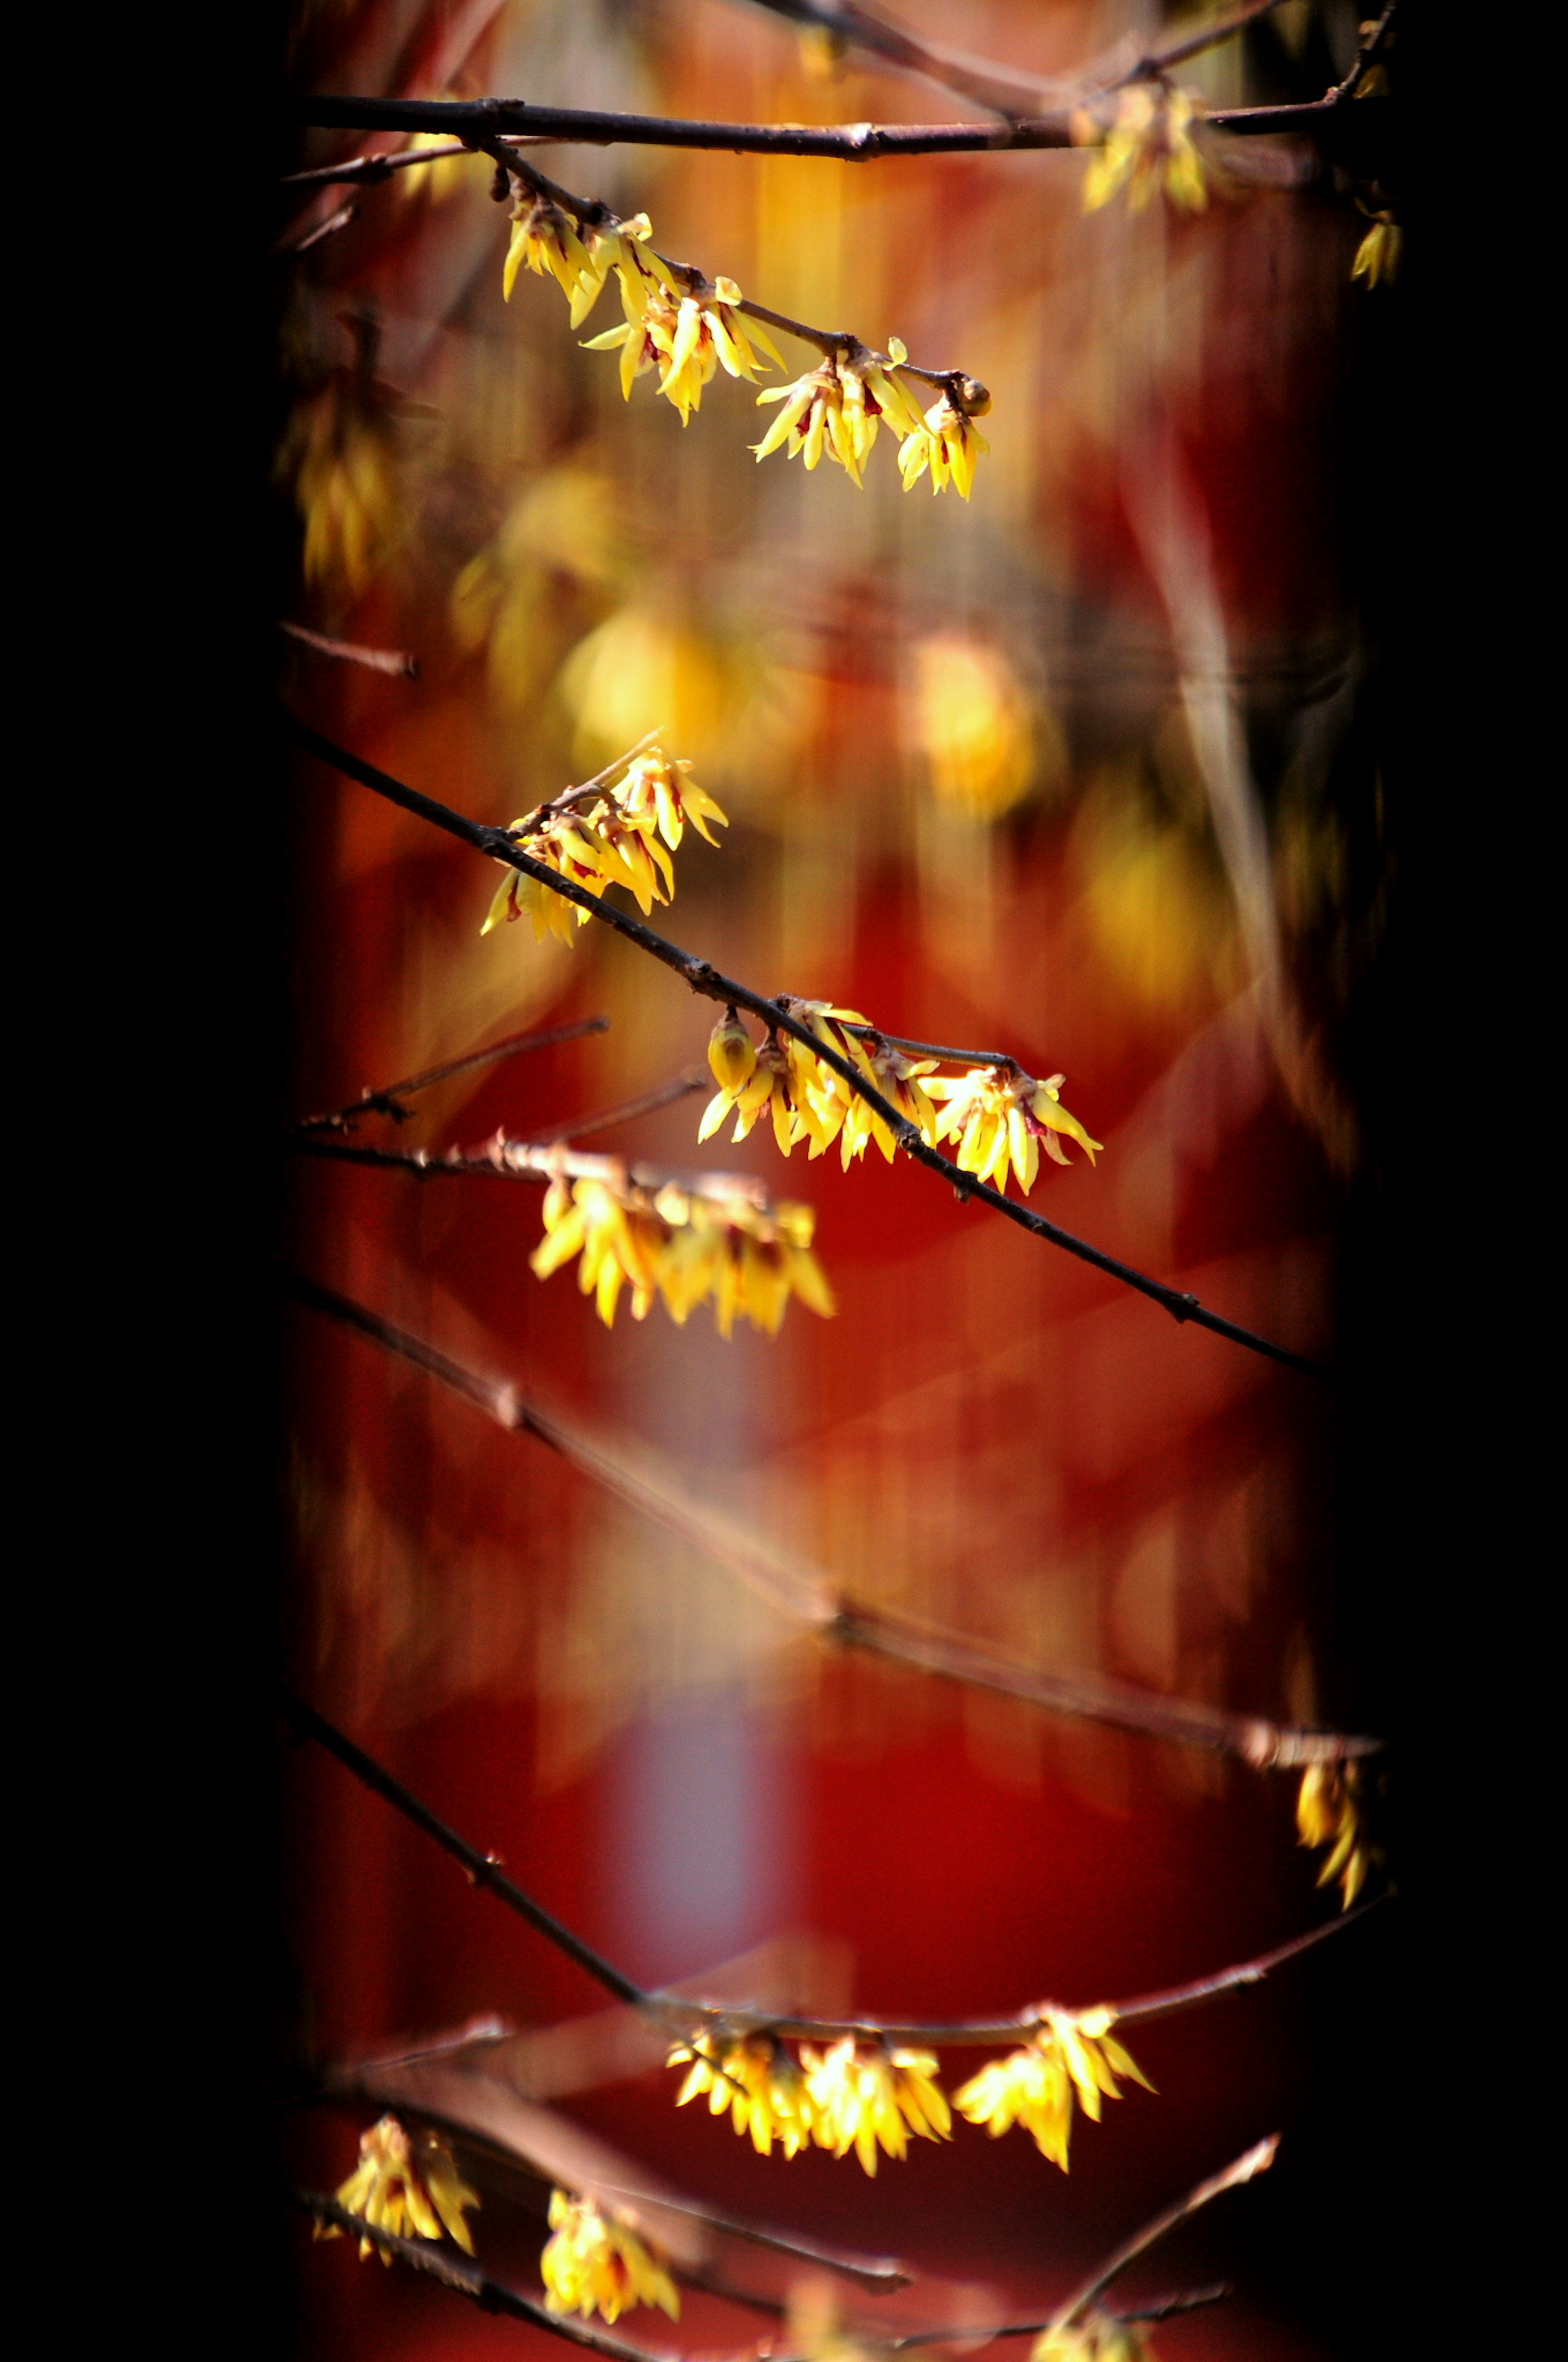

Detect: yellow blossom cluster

[1033,2313,1151,2362]
[499,176,988,493]
[702,1008,1101,1193]
[1076,83,1208,215]
[320,2116,479,2263]
[540,2189,679,2324]
[669,2031,949,2175]
[481,745,727,947]
[1351,215,1401,288]
[530,1169,835,1335]
[954,2009,1152,2172]
[1297,1762,1372,1909]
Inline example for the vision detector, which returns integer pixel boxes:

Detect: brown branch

[281,1685,1382,2053]
[891,2286,1231,2347]
[276,200,360,255]
[1047,2138,1278,2335]
[521,1072,709,1145]
[282,139,472,190]
[841,1026,1017,1069]
[279,710,1333,1383]
[281,1267,1375,1770]
[293,1015,609,1132]
[281,620,419,678]
[289,1129,775,1205]
[290,2186,681,2362]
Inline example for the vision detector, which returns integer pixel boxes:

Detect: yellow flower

[708,1009,759,1094]
[541,2190,679,2324]
[617,750,728,849]
[925,1066,1102,1195]
[897,388,991,499]
[754,339,935,486]
[1296,1762,1372,1909]
[839,1038,940,1167]
[504,196,591,303]
[587,274,781,423]
[1033,2313,1149,2362]
[668,2033,819,2157]
[1351,216,1401,288]
[319,2115,479,2263]
[530,1171,834,1336]
[800,2038,951,2175]
[1078,83,1208,216]
[954,2009,1152,2172]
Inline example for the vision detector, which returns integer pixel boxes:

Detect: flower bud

[708,1009,757,1092]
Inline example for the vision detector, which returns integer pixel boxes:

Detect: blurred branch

[292,1120,786,1202]
[524,1072,707,1144]
[294,1015,609,1133]
[279,709,1333,1383]
[892,2287,1231,2346]
[282,140,472,190]
[1047,2138,1278,2335]
[280,620,418,677]
[283,1269,1374,1767]
[275,200,359,254]
[291,2187,678,2362]
[282,1684,1382,2047]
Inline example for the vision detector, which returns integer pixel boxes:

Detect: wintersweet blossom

[480,743,726,945]
[1296,1762,1371,1909]
[540,2190,679,2324]
[320,2116,479,2262]
[897,379,992,499]
[1351,216,1401,288]
[586,273,783,422]
[954,2009,1152,2171]
[753,340,929,486]
[840,1038,940,1167]
[1033,2314,1150,2362]
[800,2038,951,2175]
[1076,83,1207,215]
[925,1065,1102,1195]
[667,2032,818,2157]
[529,1171,834,1337]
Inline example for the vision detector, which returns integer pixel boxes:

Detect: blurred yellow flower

[954,2009,1152,2171]
[1078,83,1207,215]
[394,121,473,205]
[926,1066,1102,1195]
[541,2190,679,2324]
[278,377,399,598]
[318,2115,478,2262]
[557,607,729,773]
[913,636,1036,820]
[1296,1762,1372,1909]
[1033,2313,1150,2362]
[530,1170,834,1337]
[668,2032,819,2157]
[1351,216,1401,288]
[801,2038,951,2175]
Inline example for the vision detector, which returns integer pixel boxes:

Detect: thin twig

[279,710,1334,1384]
[289,1131,771,1203]
[294,1015,609,1132]
[281,620,418,678]
[276,200,360,255]
[290,2186,677,2362]
[1047,2138,1278,2335]
[281,1267,1374,1769]
[891,2286,1230,2347]
[282,1685,1382,2046]
[523,1072,708,1144]
[841,1026,1016,1069]
[282,140,472,190]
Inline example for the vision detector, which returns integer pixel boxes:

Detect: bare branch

[292,1128,791,1209]
[282,1686,1383,2049]
[294,1015,610,1133]
[282,140,472,190]
[891,2286,1231,2347]
[276,200,360,256]
[1047,2137,1279,2334]
[523,1073,706,1145]
[279,709,1334,1383]
[281,620,418,678]
[290,2186,679,2362]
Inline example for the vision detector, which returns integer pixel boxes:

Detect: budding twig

[282,1686,1383,2048]
[293,1016,609,1133]
[291,1122,764,1198]
[279,709,1334,1383]
[1046,2137,1279,2335]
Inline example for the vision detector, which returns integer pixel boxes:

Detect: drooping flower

[540,2190,679,2324]
[667,2032,819,2158]
[319,2116,479,2263]
[618,750,729,849]
[528,1169,834,1336]
[481,743,725,945]
[925,1065,1102,1195]
[504,195,591,303]
[1351,215,1401,288]
[954,2009,1152,2172]
[800,2039,951,2175]
[897,383,992,499]
[1296,1762,1372,1909]
[1076,83,1208,216]
[586,273,782,423]
[708,1009,759,1095]
[840,1037,940,1167]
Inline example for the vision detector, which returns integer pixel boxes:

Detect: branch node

[1169,1291,1200,1323]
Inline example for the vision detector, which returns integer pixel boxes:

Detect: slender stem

[281,1685,1382,2049]
[293,1016,609,1132]
[841,1025,1016,1069]
[1047,2139,1279,2335]
[277,200,359,255]
[280,710,1334,1384]
[289,1129,770,1204]
[282,140,472,189]
[519,730,668,831]
[523,1072,708,1145]
[281,620,418,678]
[283,1271,1374,1766]
[891,2287,1230,2347]
[280,1692,646,2005]
[291,2187,678,2362]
